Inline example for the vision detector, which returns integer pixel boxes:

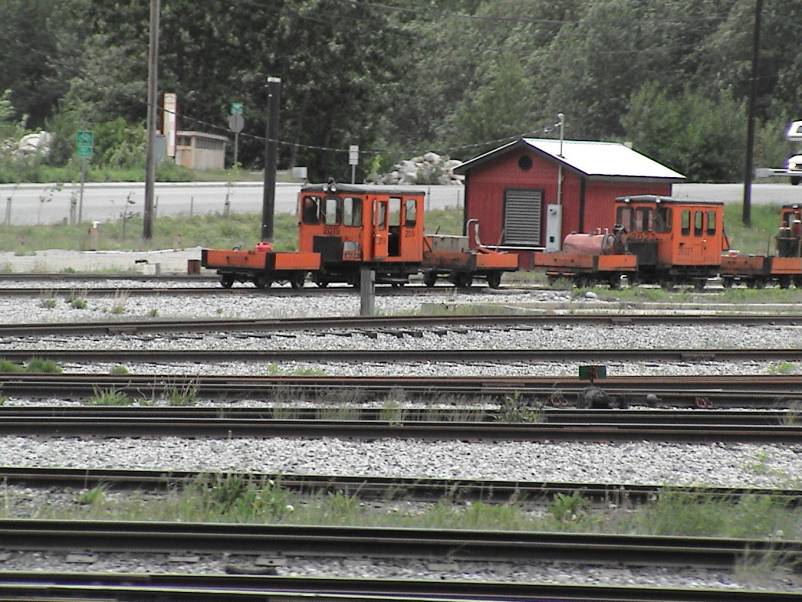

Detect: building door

[503,189,543,246]
[373,199,389,259]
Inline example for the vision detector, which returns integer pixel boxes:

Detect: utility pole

[143,0,161,240]
[742,0,763,227]
[261,77,281,242]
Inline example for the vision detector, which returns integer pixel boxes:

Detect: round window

[518,155,533,171]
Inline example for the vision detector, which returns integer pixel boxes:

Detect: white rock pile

[372,152,463,185]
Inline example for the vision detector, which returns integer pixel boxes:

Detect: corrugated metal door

[503,189,542,245]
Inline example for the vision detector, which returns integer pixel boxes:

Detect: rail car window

[376,202,387,229]
[681,210,690,235]
[634,207,653,232]
[616,206,632,230]
[405,199,417,227]
[389,197,402,225]
[655,207,671,232]
[706,210,716,235]
[694,211,703,236]
[302,196,322,224]
[343,197,362,226]
[324,197,339,225]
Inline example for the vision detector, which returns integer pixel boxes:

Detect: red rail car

[201,183,517,288]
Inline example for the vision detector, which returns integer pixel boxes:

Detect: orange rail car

[202,182,517,288]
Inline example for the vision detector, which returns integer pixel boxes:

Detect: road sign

[231,102,243,115]
[228,113,244,133]
[76,130,93,158]
[349,145,359,166]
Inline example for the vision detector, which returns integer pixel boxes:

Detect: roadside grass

[10,476,800,546]
[723,203,782,256]
[0,205,464,254]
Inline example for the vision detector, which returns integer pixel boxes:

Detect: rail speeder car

[201,182,518,288]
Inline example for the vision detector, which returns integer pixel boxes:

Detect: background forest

[0,0,800,183]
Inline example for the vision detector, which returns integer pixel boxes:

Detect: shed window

[694,211,703,236]
[324,197,339,225]
[405,199,417,227]
[681,210,690,235]
[655,207,671,232]
[302,196,322,224]
[706,210,716,235]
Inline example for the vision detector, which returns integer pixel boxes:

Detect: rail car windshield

[616,205,672,233]
[301,195,362,226]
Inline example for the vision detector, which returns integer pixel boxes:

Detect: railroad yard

[0,268,801,600]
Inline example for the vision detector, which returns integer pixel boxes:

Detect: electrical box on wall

[545,204,562,251]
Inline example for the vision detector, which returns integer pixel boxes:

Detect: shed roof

[453,138,685,181]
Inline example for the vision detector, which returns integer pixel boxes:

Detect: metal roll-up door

[503,189,542,245]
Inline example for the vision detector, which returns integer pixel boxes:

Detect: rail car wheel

[779,276,792,289]
[486,272,502,289]
[220,275,234,289]
[290,272,306,289]
[423,272,437,287]
[254,276,272,289]
[660,278,675,291]
[608,273,621,290]
[573,275,589,288]
[693,279,706,291]
[722,277,734,288]
[313,276,329,288]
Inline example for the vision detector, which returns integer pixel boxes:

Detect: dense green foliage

[0,0,799,182]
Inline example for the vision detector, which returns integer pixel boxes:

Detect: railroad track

[0,284,492,297]
[4,347,802,363]
[2,466,800,504]
[2,518,799,568]
[0,571,793,602]
[1,406,798,425]
[1,373,800,407]
[0,312,799,336]
[0,411,799,441]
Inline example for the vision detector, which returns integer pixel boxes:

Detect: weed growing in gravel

[109,365,129,375]
[0,396,7,406]
[68,295,88,309]
[165,381,198,406]
[76,486,107,506]
[380,399,405,425]
[496,392,543,423]
[148,308,159,318]
[25,358,62,373]
[87,388,132,406]
[0,360,23,373]
[39,292,56,309]
[266,362,327,377]
[768,361,796,375]
[110,291,128,314]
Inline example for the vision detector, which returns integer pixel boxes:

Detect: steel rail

[0,571,795,602]
[0,415,799,441]
[0,406,796,425]
[2,466,800,505]
[0,284,487,297]
[0,313,799,336]
[1,519,799,568]
[3,347,802,363]
[1,373,800,407]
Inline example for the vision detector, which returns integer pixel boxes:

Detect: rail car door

[373,198,389,260]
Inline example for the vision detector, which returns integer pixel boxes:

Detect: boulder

[17,131,52,157]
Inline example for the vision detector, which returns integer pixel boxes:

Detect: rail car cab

[615,195,724,288]
[297,183,424,286]
[777,205,802,257]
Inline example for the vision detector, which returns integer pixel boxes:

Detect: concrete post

[359,267,375,317]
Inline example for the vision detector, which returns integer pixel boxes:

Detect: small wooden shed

[175,131,228,170]
[453,138,685,268]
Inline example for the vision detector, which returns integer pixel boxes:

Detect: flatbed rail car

[534,195,726,289]
[720,204,802,288]
[201,182,517,288]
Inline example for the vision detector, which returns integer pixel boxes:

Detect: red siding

[463,147,674,265]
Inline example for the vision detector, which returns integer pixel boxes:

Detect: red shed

[453,138,686,268]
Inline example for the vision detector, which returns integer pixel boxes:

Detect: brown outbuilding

[453,138,685,268]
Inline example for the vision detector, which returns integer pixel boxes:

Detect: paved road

[0,182,465,226]
[1,181,800,226]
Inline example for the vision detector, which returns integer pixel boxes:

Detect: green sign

[231,102,243,115]
[76,130,94,158]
